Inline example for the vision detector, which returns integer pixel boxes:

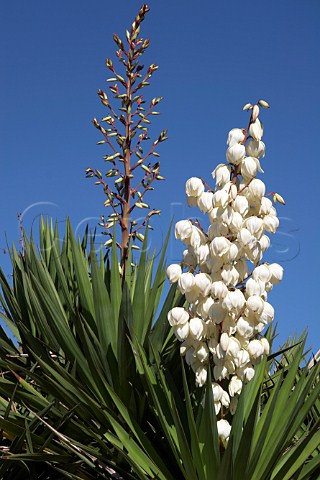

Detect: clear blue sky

[1,0,319,352]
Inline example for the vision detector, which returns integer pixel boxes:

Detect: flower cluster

[167,100,284,444]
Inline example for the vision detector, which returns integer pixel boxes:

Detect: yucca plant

[0,218,184,479]
[0,220,319,479]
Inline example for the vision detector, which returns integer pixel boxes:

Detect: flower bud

[258,99,270,108]
[166,264,182,284]
[167,307,189,326]
[252,104,260,122]
[186,177,204,197]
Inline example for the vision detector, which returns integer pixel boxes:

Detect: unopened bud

[243,103,253,111]
[273,193,286,205]
[252,105,260,122]
[258,99,270,109]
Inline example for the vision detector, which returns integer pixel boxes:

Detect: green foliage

[0,220,319,479]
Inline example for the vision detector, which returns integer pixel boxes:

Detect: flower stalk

[167,100,285,445]
[86,4,167,271]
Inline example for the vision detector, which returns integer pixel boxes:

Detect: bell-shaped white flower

[217,419,231,446]
[249,118,263,141]
[248,178,266,198]
[212,188,229,208]
[186,177,204,197]
[226,143,246,165]
[268,263,283,284]
[197,191,214,213]
[213,364,228,380]
[210,236,231,257]
[167,307,189,326]
[212,164,231,186]
[263,215,279,234]
[245,278,265,297]
[178,272,196,294]
[175,220,193,242]
[182,248,197,268]
[195,366,208,387]
[259,197,273,216]
[246,295,265,315]
[195,342,209,362]
[260,337,270,355]
[174,322,190,341]
[259,302,274,324]
[221,265,240,285]
[227,128,245,147]
[246,139,265,158]
[194,272,212,296]
[222,289,246,313]
[189,317,206,340]
[228,375,243,396]
[259,234,271,252]
[166,264,182,284]
[252,264,271,283]
[233,196,249,216]
[241,156,263,179]
[244,216,264,237]
[197,296,215,318]
[211,281,228,299]
[236,316,254,338]
[238,228,254,247]
[243,366,255,381]
[248,339,264,359]
[212,382,224,402]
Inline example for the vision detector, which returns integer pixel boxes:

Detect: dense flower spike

[167,100,285,440]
